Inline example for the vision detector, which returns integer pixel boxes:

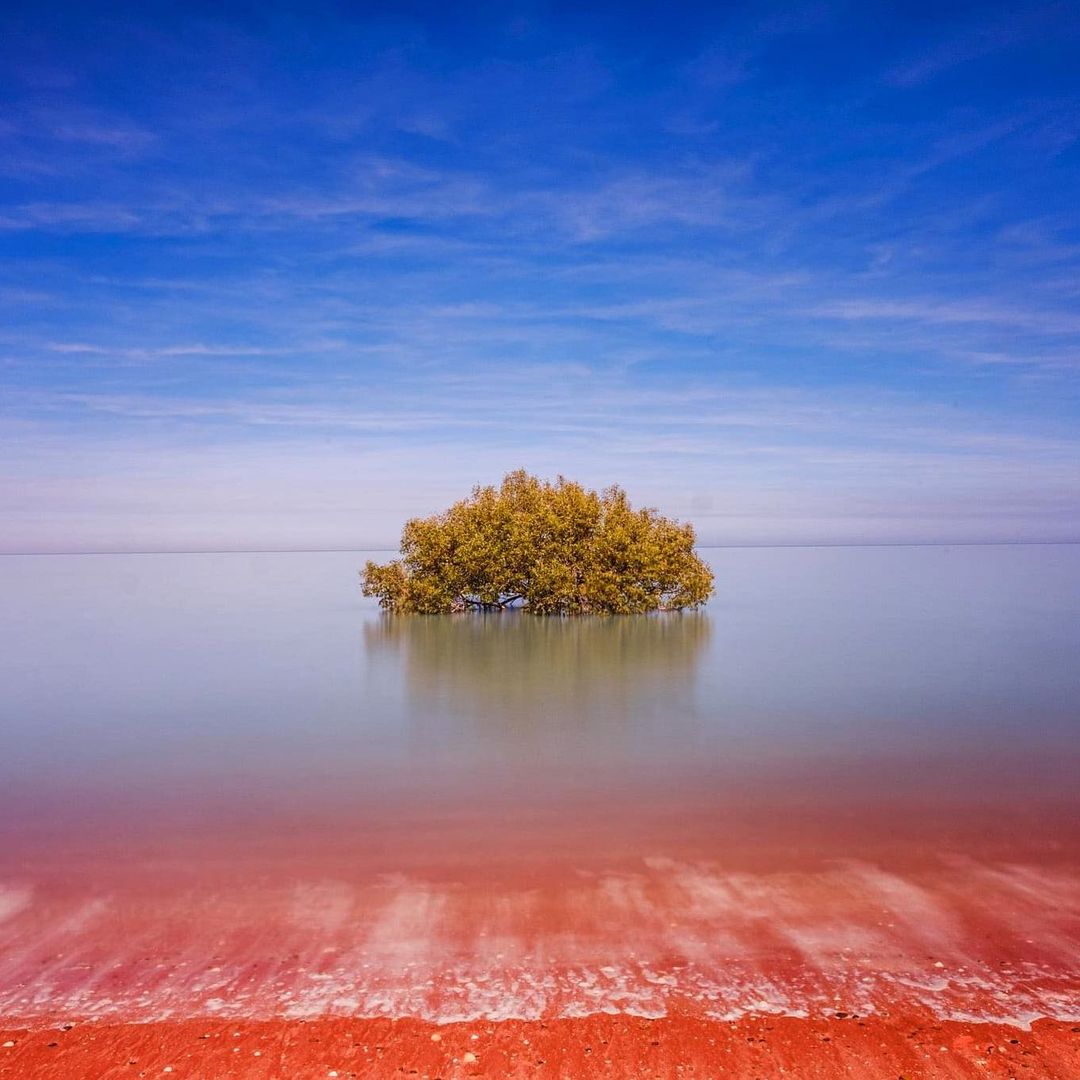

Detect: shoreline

[2,843,1078,1040]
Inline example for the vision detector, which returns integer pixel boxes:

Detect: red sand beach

[1,796,1078,1078]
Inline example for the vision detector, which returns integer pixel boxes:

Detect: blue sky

[2,1,1079,550]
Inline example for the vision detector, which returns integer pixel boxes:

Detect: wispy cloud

[884,5,1073,87]
[46,343,291,358]
[811,298,1080,337]
[0,202,150,232]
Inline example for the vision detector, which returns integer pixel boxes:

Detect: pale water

[0,545,1078,1025]
[1,545,1077,829]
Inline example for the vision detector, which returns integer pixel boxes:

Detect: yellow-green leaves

[361,469,715,614]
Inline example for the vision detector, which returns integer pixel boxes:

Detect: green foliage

[362,470,714,614]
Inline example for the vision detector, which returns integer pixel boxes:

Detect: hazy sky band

[2,2,1079,550]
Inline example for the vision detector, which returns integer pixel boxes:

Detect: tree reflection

[363,612,712,745]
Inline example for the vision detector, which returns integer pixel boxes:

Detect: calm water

[2,545,1079,1026]
[1,544,1077,848]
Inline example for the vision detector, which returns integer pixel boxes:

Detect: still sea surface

[0,545,1078,1025]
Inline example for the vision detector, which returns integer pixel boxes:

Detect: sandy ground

[2,1014,1079,1079]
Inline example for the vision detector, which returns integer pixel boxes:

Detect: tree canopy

[362,470,714,615]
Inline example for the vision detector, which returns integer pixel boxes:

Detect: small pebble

[463,1051,477,1064]
[2,1042,14,1048]
[430,1033,441,1042]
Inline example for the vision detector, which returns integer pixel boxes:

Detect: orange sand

[2,1014,1079,1079]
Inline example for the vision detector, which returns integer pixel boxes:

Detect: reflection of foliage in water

[363,612,712,740]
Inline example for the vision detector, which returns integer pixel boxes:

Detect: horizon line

[2,539,1079,557]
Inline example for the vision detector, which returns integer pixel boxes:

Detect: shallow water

[0,546,1078,1024]
[2,545,1077,834]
